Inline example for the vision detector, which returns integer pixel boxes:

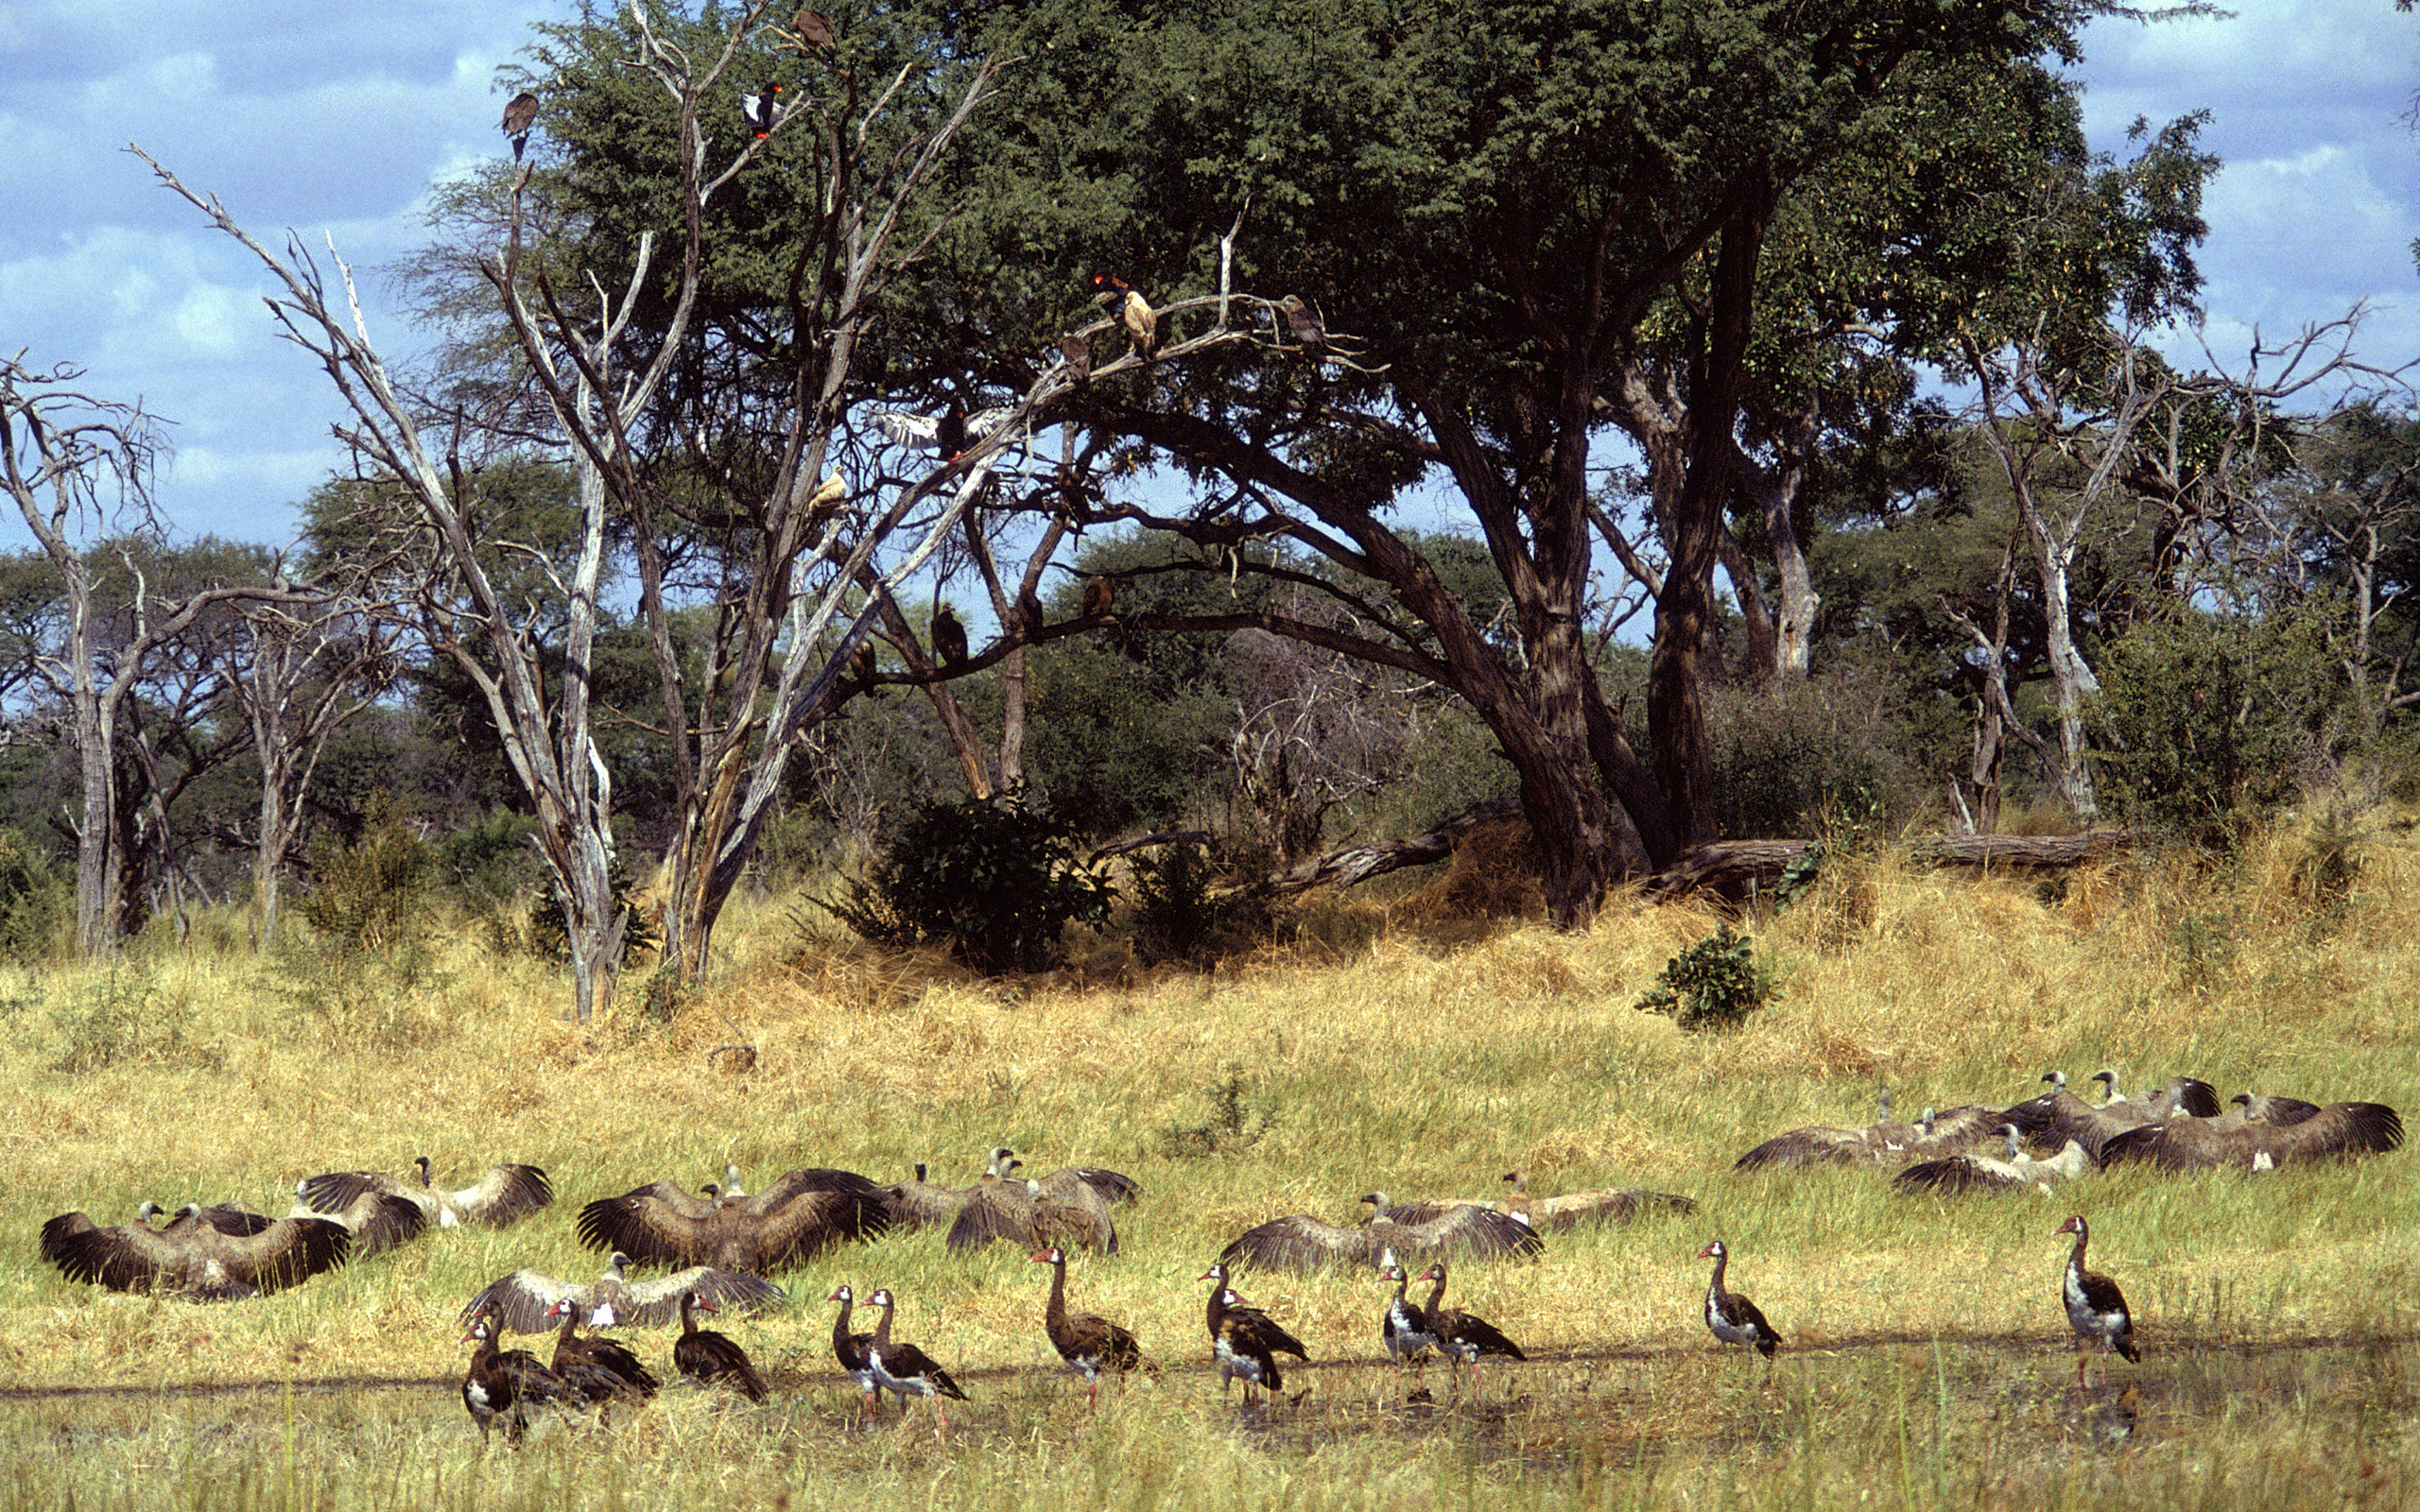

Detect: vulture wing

[441,1163,553,1227]
[461,1268,593,1334]
[1532,1187,1698,1229]
[1038,1165,1141,1206]
[208,1216,352,1296]
[613,1266,788,1327]
[1216,1213,1371,1274]
[41,1211,190,1293]
[737,1173,891,1268]
[883,1172,972,1231]
[297,1169,419,1218]
[295,1190,426,1257]
[2101,1101,2402,1170]
[2238,1093,2325,1126]
[1390,1204,1546,1262]
[945,1180,1038,1254]
[575,1178,721,1265]
[1734,1126,1874,1170]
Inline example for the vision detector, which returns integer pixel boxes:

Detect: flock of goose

[30,1074,2404,1440]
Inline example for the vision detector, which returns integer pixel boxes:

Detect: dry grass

[2,812,2417,1509]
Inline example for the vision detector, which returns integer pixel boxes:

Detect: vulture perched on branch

[42,1201,351,1299]
[1218,1192,1542,1274]
[297,1156,552,1230]
[460,1249,785,1334]
[577,1166,888,1274]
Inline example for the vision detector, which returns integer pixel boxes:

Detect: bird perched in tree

[790,9,836,52]
[935,404,969,460]
[1059,333,1093,382]
[1274,295,1326,348]
[501,93,539,162]
[1089,272,1156,358]
[742,85,784,138]
[931,606,968,668]
[2054,1214,2138,1389]
[850,640,880,695]
[1080,575,1115,621]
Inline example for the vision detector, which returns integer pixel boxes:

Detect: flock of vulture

[32,1070,2403,1439]
[1732,1069,2404,1193]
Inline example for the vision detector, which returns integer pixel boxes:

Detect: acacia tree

[0,358,307,954]
[879,0,2212,925]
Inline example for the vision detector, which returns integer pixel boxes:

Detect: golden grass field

[2,813,2416,1511]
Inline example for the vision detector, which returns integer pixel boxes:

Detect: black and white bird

[460,1307,569,1442]
[1198,1263,1308,1404]
[1697,1239,1777,1359]
[871,404,1020,461]
[826,1283,880,1416]
[1378,1261,1439,1369]
[865,1288,968,1433]
[742,85,784,138]
[1031,1246,1146,1408]
[1414,1260,1526,1393]
[2054,1214,2138,1389]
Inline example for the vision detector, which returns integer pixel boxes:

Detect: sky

[2,0,2416,557]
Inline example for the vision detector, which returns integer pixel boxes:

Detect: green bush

[0,829,70,962]
[294,805,433,952]
[2092,606,2353,833]
[818,792,1115,973]
[1129,840,1281,966]
[1634,924,1774,1031]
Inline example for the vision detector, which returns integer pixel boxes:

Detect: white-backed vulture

[1217,1192,1543,1274]
[459,1249,786,1334]
[298,1156,552,1229]
[1894,1126,2092,1194]
[577,1164,888,1273]
[881,1161,972,1232]
[42,1201,350,1299]
[945,1149,1036,1253]
[2098,1100,2402,1171]
[1393,1173,1696,1231]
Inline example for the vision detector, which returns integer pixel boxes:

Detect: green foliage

[1128,841,1281,967]
[1634,924,1774,1032]
[1153,1062,1271,1159]
[2292,810,2364,936]
[0,829,70,962]
[1707,674,1928,840]
[527,859,663,967]
[2092,607,2353,833]
[47,964,209,1074]
[818,793,1115,974]
[294,804,433,953]
[2171,908,2238,994]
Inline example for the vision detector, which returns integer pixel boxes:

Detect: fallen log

[1644,830,2141,898]
[1264,798,1524,896]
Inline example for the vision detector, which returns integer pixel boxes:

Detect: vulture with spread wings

[1218,1192,1543,1274]
[298,1156,552,1231]
[459,1250,786,1334]
[42,1201,352,1299]
[577,1166,889,1273]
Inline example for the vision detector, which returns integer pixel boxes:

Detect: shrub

[294,805,432,952]
[1634,924,1774,1031]
[818,792,1115,973]
[0,829,70,962]
[1129,840,1281,966]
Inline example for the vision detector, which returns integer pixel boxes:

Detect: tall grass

[2,813,2416,1510]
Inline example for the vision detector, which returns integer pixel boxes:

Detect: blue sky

[2,0,2415,555]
